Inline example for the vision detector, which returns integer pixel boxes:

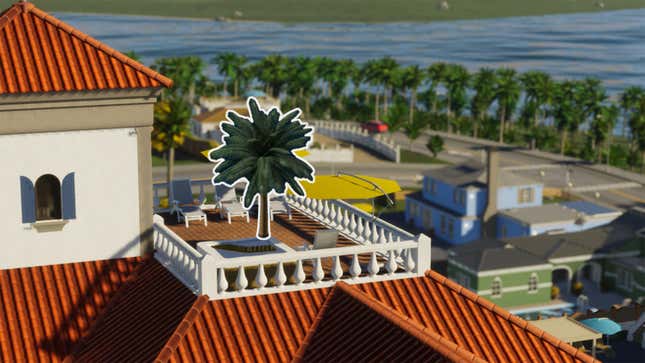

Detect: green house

[447,208,645,310]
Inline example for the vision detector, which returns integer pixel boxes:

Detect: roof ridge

[294,281,485,363]
[423,270,598,363]
[154,295,210,362]
[22,5,173,88]
[292,284,341,362]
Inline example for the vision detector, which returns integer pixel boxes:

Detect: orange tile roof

[70,258,198,362]
[193,107,249,123]
[158,271,597,363]
[0,257,141,362]
[293,282,483,363]
[0,1,172,95]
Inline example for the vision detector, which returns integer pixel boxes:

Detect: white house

[0,0,172,269]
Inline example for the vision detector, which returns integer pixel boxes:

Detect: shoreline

[52,7,644,25]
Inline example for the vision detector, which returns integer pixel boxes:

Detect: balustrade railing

[312,120,400,162]
[285,195,413,245]
[153,215,203,293]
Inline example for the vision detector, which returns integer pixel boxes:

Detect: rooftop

[499,202,621,226]
[451,243,548,272]
[0,1,171,95]
[530,317,602,344]
[423,161,538,188]
[192,107,249,123]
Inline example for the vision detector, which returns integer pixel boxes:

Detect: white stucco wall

[0,128,141,269]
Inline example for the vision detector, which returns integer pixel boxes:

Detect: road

[391,130,645,210]
[153,129,645,210]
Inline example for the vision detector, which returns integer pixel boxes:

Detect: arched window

[528,273,538,293]
[35,174,61,221]
[491,277,502,298]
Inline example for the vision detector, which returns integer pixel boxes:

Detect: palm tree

[330,59,356,110]
[402,116,429,147]
[212,52,248,98]
[552,80,587,155]
[399,65,425,124]
[315,57,337,98]
[124,50,142,62]
[590,104,619,163]
[444,64,470,133]
[210,98,314,239]
[255,54,289,98]
[426,135,444,158]
[470,68,497,138]
[363,59,384,120]
[494,68,521,143]
[153,56,207,104]
[287,56,318,116]
[377,57,400,116]
[620,86,645,138]
[152,96,192,191]
[427,62,448,114]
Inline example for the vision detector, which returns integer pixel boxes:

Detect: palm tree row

[146,52,645,173]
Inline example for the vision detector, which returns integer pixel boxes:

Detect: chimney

[482,147,499,236]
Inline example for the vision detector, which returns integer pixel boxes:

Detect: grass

[5,0,644,22]
[400,149,448,164]
[152,150,210,167]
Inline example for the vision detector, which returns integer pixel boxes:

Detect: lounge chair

[215,185,250,224]
[168,179,207,225]
[270,196,292,220]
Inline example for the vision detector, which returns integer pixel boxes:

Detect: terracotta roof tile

[0,1,171,95]
[70,258,198,362]
[0,257,140,362]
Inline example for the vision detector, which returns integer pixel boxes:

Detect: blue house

[405,152,542,245]
[405,149,620,245]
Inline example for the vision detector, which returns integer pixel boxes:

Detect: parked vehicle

[362,120,388,133]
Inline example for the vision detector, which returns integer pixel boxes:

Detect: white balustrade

[152,179,212,212]
[153,218,203,293]
[312,120,400,163]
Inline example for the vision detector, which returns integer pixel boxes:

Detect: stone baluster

[322,200,330,222]
[274,262,287,287]
[329,204,337,226]
[386,250,398,275]
[405,249,416,272]
[356,218,364,242]
[331,255,343,280]
[349,214,358,239]
[317,199,325,217]
[236,266,248,291]
[335,206,344,226]
[310,198,317,215]
[293,259,306,285]
[378,228,387,244]
[218,267,228,293]
[362,219,372,242]
[313,257,324,283]
[255,264,268,290]
[371,224,379,243]
[350,254,361,279]
[367,252,379,277]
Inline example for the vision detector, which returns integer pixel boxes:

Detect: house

[190,106,248,140]
[447,208,645,309]
[0,2,600,363]
[406,147,620,245]
[0,0,172,269]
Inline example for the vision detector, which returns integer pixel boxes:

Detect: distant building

[406,148,620,245]
[448,208,645,308]
[190,106,248,141]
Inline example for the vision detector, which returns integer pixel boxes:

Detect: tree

[210,98,314,239]
[377,57,400,116]
[494,68,521,143]
[287,57,318,116]
[152,96,192,191]
[402,116,429,147]
[552,80,586,155]
[382,100,407,134]
[470,68,497,138]
[589,104,619,163]
[427,62,448,114]
[399,65,425,124]
[212,52,248,98]
[254,54,289,98]
[621,86,645,138]
[444,64,470,131]
[329,59,356,110]
[426,135,444,158]
[363,59,384,120]
[124,50,142,62]
[153,56,207,104]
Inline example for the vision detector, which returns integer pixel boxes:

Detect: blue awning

[579,318,622,335]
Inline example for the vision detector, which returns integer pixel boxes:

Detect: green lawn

[400,149,447,164]
[4,0,644,22]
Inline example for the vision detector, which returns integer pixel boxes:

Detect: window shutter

[62,172,76,219]
[20,176,36,223]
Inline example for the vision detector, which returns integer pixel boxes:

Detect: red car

[361,120,388,133]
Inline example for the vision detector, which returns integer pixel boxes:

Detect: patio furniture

[169,179,206,222]
[177,205,207,228]
[270,196,292,220]
[302,229,339,251]
[215,185,250,224]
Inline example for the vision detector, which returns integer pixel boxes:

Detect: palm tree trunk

[222,79,228,96]
[375,92,380,120]
[499,107,506,143]
[560,130,567,155]
[234,79,239,98]
[258,193,270,239]
[606,124,612,165]
[408,88,416,124]
[446,94,452,133]
[167,147,175,201]
[305,97,311,118]
[383,88,389,116]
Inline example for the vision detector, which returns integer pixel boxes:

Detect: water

[56,9,644,95]
[56,10,644,134]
